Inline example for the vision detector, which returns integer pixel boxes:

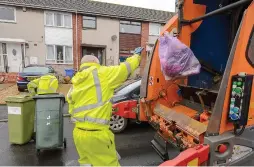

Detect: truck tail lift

[139,0,254,166]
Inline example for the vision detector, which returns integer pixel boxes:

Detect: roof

[0,0,174,23]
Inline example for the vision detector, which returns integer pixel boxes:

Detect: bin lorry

[138,0,254,166]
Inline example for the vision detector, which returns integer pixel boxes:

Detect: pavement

[0,105,163,166]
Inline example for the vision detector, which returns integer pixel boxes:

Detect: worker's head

[81,55,100,64]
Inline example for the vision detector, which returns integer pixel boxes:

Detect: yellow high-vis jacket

[67,54,141,130]
[27,75,58,96]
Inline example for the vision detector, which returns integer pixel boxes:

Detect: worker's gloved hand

[134,47,144,55]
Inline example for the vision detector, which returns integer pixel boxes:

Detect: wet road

[0,105,163,166]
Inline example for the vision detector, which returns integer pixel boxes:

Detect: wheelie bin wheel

[36,149,40,156]
[31,132,36,142]
[63,138,67,148]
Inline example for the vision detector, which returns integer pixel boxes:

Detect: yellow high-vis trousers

[73,128,121,166]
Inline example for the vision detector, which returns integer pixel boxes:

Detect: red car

[110,79,142,133]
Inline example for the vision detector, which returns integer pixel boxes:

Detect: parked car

[110,79,144,133]
[17,65,56,92]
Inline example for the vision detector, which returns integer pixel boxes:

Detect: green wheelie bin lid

[5,94,34,103]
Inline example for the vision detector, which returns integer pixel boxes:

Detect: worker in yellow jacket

[67,47,143,166]
[27,74,58,96]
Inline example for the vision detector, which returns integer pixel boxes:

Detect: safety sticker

[149,76,154,86]
[8,106,21,115]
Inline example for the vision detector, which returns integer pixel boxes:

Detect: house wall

[0,7,45,65]
[82,17,119,66]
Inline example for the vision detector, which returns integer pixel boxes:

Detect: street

[0,105,163,166]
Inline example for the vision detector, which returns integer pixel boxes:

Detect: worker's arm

[66,86,74,115]
[107,47,143,90]
[27,78,40,96]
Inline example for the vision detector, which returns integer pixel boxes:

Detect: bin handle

[16,95,32,98]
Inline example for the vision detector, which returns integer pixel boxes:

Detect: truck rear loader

[138,0,254,165]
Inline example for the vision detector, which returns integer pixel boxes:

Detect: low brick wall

[0,72,18,83]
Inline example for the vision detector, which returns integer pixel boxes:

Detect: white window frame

[44,11,72,28]
[0,5,16,23]
[46,45,73,64]
[149,23,162,36]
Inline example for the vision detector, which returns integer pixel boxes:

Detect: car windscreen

[115,80,141,96]
[23,66,49,73]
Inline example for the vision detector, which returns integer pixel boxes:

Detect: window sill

[120,32,141,35]
[0,20,16,24]
[149,34,160,37]
[46,62,73,65]
[45,25,72,29]
[83,27,97,30]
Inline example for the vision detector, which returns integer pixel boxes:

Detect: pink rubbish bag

[158,34,201,80]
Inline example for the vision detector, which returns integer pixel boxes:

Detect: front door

[7,43,22,72]
[83,47,105,65]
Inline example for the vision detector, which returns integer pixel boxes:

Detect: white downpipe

[75,10,78,70]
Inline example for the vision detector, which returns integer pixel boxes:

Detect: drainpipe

[75,10,78,70]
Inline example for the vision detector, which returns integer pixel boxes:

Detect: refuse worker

[67,47,144,166]
[27,74,59,96]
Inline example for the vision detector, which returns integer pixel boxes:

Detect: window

[246,28,254,67]
[46,45,73,64]
[64,15,72,28]
[83,16,96,29]
[45,13,53,26]
[55,13,63,27]
[56,45,64,63]
[0,6,15,22]
[45,12,72,28]
[149,23,163,36]
[120,20,141,34]
[65,46,73,63]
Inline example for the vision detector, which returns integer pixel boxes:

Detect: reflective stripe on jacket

[27,75,58,95]
[67,54,141,130]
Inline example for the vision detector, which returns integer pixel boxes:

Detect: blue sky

[92,0,176,12]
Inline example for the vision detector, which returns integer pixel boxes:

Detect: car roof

[25,65,49,68]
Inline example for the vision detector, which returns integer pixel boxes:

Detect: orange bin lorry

[138,0,254,165]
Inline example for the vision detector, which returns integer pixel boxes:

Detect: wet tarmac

[0,105,163,166]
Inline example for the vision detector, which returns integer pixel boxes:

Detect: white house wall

[45,27,73,46]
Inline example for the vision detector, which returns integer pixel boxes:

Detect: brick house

[0,0,173,82]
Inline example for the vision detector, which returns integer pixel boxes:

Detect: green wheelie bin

[33,94,66,155]
[5,95,35,145]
